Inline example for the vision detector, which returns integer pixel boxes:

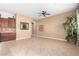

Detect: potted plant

[63,15,78,44]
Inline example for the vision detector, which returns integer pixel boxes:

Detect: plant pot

[67,39,77,45]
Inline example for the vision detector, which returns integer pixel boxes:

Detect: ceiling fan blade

[38,14,42,16]
[46,13,51,15]
[38,13,42,14]
[42,14,46,17]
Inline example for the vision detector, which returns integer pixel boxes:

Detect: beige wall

[76,9,79,44]
[77,9,79,33]
[16,13,34,40]
[37,10,76,41]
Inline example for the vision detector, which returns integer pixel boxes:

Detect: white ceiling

[0,3,77,19]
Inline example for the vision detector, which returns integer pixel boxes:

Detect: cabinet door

[1,19,8,28]
[0,33,1,42]
[8,19,16,28]
[0,19,2,27]
[0,33,16,42]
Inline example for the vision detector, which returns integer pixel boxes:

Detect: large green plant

[63,15,78,44]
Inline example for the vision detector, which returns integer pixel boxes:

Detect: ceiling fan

[38,11,51,17]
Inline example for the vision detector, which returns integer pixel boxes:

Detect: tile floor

[0,37,79,56]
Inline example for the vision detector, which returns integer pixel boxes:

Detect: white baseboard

[34,35,66,42]
[16,37,31,40]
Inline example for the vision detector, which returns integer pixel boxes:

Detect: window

[20,22,29,30]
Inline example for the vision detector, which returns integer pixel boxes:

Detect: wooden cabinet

[8,18,16,28]
[0,18,16,42]
[0,33,16,42]
[0,19,2,27]
[0,18,16,28]
[1,19,8,28]
[0,33,1,42]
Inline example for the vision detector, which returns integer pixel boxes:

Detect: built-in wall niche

[20,22,29,30]
[39,25,44,32]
